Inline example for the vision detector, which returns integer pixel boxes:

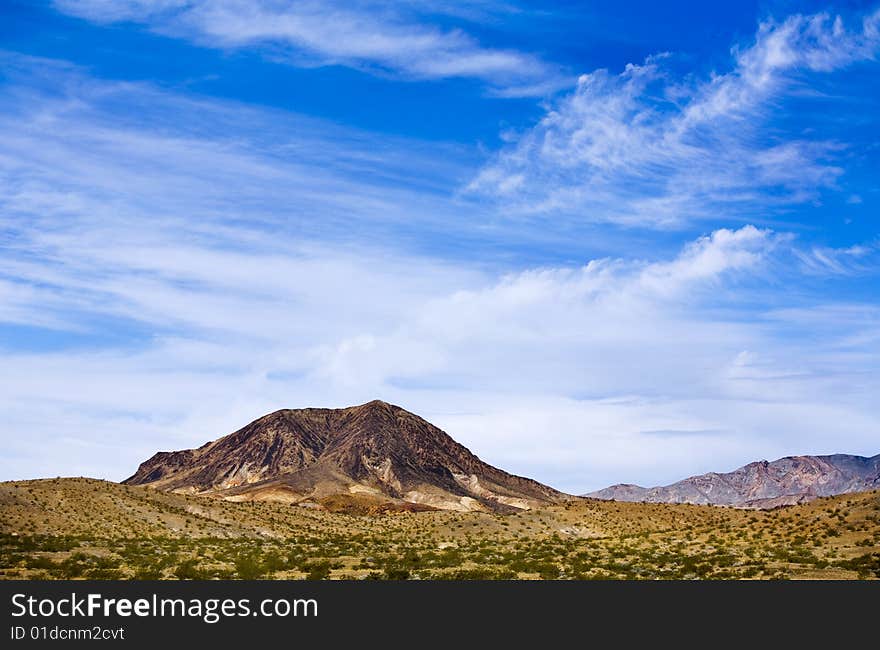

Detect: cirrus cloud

[52,0,568,96]
[470,9,880,226]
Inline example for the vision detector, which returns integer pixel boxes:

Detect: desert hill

[1,478,877,579]
[124,400,567,512]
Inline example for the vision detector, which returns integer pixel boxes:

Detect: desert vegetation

[1,478,878,580]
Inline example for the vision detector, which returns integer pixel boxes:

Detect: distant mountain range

[125,400,567,513]
[587,453,880,508]
[125,399,879,512]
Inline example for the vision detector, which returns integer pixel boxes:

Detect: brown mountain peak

[124,401,568,513]
[353,398,394,410]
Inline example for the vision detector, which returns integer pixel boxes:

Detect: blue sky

[1,1,879,492]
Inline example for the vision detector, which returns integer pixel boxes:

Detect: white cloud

[3,209,879,491]
[1,51,878,493]
[0,52,479,251]
[470,9,880,225]
[52,0,566,95]
[793,241,879,275]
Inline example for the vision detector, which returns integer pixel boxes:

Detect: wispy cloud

[793,241,880,275]
[52,0,567,96]
[470,9,880,225]
[1,45,878,492]
[4,168,879,491]
[0,51,480,250]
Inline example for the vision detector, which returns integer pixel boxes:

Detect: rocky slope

[125,400,567,512]
[586,453,880,508]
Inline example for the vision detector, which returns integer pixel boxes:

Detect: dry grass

[1,478,878,580]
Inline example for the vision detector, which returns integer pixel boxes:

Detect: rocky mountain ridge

[587,453,880,508]
[125,400,567,513]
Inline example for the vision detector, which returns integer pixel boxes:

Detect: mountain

[586,453,880,508]
[124,400,567,513]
